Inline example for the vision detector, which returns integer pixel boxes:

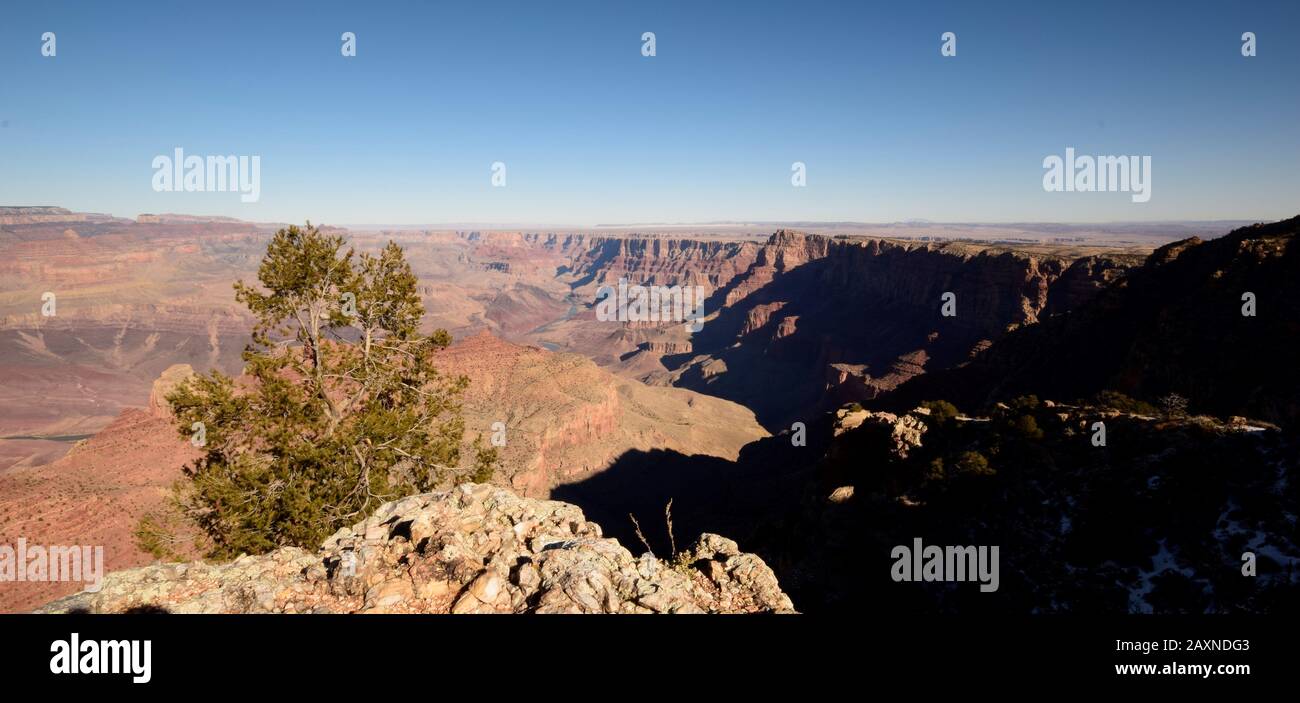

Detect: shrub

[921,400,959,425]
[1094,390,1158,416]
[469,438,500,484]
[952,450,995,478]
[133,507,190,562]
[1007,395,1040,412]
[923,456,946,483]
[1012,414,1044,440]
[1158,393,1190,418]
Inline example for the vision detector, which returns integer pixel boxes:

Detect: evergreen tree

[164,223,469,558]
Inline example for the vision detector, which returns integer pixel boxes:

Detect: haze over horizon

[3,0,1297,225]
[1,206,1268,231]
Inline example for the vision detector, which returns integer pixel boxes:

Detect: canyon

[0,208,1153,472]
[5,206,1293,613]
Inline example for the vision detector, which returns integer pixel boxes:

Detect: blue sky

[1,0,1297,225]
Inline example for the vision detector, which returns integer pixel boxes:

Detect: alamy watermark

[595,277,706,332]
[891,538,999,592]
[0,538,104,593]
[1043,147,1151,203]
[152,148,261,203]
[50,633,151,684]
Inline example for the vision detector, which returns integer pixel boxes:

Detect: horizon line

[0,205,1273,232]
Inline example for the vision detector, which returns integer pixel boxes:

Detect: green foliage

[167,223,469,559]
[923,456,946,483]
[921,400,959,426]
[470,438,500,484]
[1094,390,1158,416]
[1011,414,1044,440]
[133,480,201,561]
[1007,395,1040,412]
[952,450,995,478]
[132,510,188,562]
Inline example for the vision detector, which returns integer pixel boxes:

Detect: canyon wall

[885,216,1300,429]
[0,211,1138,470]
[560,230,1137,429]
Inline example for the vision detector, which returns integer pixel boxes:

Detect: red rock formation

[655,231,1135,428]
[0,407,198,612]
[436,332,766,497]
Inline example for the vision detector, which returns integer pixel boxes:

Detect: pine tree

[163,223,469,559]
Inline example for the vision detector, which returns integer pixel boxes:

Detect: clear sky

[1,0,1297,225]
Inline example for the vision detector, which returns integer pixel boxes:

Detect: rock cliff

[657,231,1135,429]
[38,483,795,614]
[884,216,1300,428]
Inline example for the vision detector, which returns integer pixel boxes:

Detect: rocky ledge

[38,483,795,614]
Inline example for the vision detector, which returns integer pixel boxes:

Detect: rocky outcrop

[740,301,788,336]
[832,407,927,459]
[636,340,693,355]
[147,364,195,419]
[38,483,795,614]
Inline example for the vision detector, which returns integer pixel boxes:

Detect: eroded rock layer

[39,483,795,614]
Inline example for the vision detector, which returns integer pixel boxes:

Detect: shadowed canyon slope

[634,231,1138,429]
[550,219,1300,613]
[884,216,1300,429]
